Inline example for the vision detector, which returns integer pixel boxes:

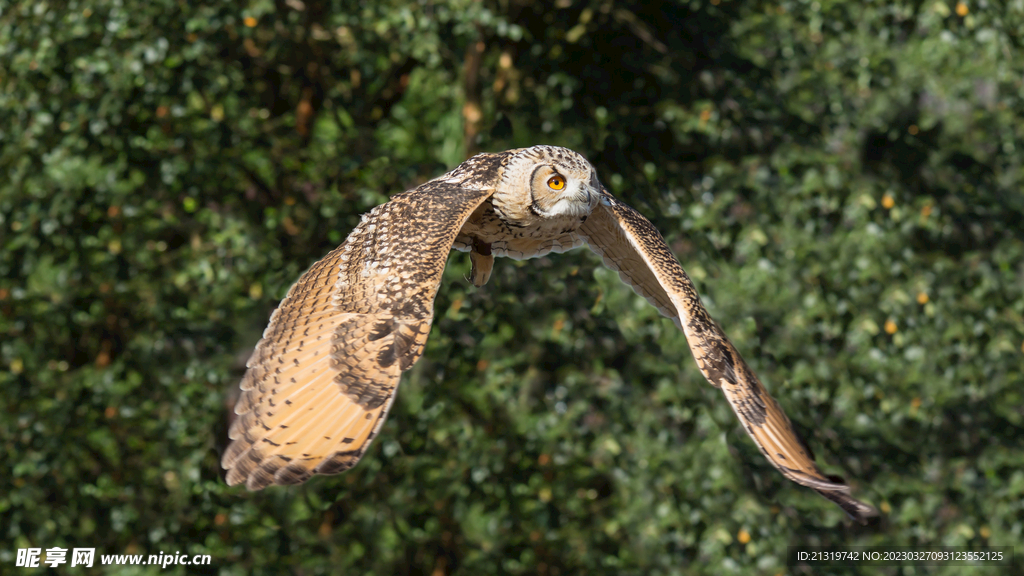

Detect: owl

[222,146,876,523]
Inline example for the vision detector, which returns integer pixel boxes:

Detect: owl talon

[468,238,493,287]
[469,249,494,287]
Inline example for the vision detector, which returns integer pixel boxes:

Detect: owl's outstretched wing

[222,179,494,490]
[578,191,877,524]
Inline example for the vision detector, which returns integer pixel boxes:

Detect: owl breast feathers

[222,145,877,524]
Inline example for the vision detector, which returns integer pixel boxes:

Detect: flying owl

[222,145,876,523]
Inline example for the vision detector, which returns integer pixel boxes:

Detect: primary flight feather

[222,145,876,524]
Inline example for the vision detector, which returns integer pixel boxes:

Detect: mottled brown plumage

[578,193,877,523]
[222,163,496,490]
[223,146,875,524]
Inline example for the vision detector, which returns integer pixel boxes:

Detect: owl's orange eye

[547,175,566,190]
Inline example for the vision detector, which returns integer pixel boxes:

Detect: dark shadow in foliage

[862,99,1024,257]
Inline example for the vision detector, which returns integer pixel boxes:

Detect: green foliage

[2,0,1022,574]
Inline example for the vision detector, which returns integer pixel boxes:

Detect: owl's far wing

[578,191,877,524]
[222,180,493,490]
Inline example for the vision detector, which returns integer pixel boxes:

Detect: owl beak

[577,182,596,206]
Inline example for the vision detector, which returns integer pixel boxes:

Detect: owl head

[499,145,601,220]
